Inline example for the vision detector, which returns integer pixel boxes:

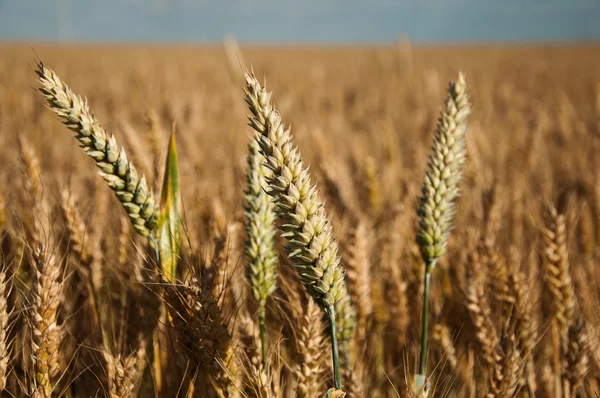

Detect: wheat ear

[104,338,147,398]
[564,320,590,396]
[36,62,158,236]
[343,220,373,338]
[244,72,346,388]
[164,273,234,394]
[542,206,576,341]
[30,244,63,398]
[295,297,326,398]
[0,269,11,391]
[244,139,278,365]
[0,194,6,233]
[486,335,522,398]
[416,73,470,385]
[17,136,43,244]
[416,73,470,268]
[432,324,458,372]
[465,278,501,369]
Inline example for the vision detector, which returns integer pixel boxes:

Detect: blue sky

[0,0,599,43]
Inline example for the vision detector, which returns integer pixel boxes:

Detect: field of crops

[0,43,599,397]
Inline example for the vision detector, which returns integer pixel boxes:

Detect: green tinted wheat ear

[244,139,278,366]
[417,73,470,269]
[415,73,470,390]
[244,72,346,388]
[244,74,345,309]
[36,62,158,236]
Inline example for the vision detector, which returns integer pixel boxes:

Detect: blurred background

[0,1,600,398]
[0,0,599,43]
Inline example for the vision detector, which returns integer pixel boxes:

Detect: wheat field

[0,43,599,397]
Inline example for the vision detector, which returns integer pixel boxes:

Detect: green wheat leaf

[158,130,181,281]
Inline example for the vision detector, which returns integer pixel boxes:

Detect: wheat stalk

[334,288,356,378]
[415,73,470,386]
[237,313,279,398]
[244,72,346,388]
[36,62,158,236]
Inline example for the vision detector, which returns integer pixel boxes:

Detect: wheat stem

[418,269,432,378]
[415,73,470,390]
[328,306,342,390]
[243,72,347,386]
[258,310,267,367]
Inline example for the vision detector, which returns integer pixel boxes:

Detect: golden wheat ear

[0,268,11,392]
[30,244,63,398]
